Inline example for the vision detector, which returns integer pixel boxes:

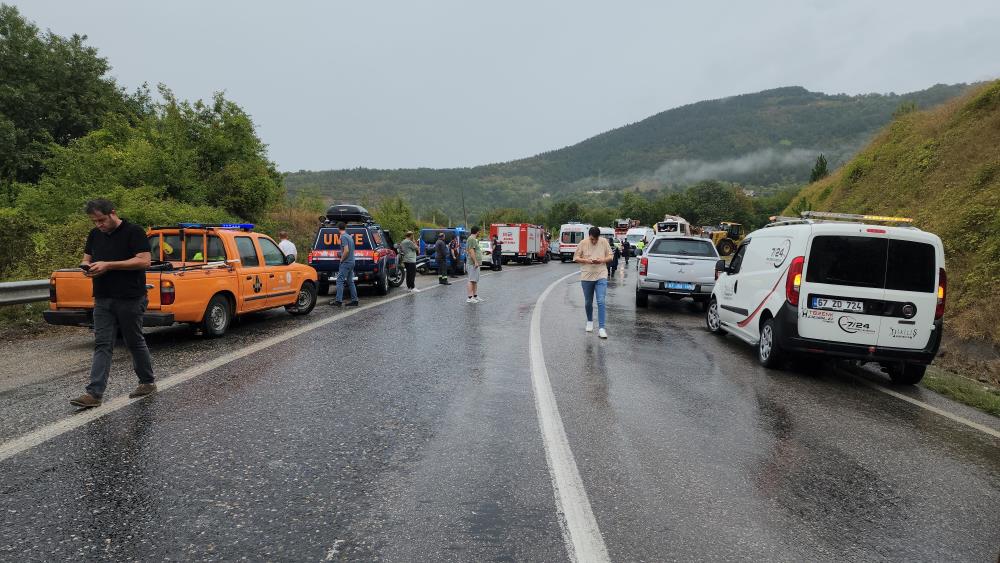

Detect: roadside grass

[922,365,1000,417]
[0,302,50,339]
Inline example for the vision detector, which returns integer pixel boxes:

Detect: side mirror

[285,254,296,265]
[715,259,727,274]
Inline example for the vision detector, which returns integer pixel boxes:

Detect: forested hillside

[285,84,970,219]
[788,80,1000,369]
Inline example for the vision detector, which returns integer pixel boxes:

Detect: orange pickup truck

[44,223,319,336]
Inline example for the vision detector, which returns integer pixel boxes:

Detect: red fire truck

[489,223,550,265]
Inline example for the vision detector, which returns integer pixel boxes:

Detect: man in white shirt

[277,231,297,262]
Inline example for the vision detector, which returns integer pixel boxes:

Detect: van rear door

[799,232,886,346]
[876,236,940,350]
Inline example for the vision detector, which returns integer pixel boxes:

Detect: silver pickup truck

[636,236,723,310]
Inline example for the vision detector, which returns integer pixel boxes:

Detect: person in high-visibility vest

[635,239,646,268]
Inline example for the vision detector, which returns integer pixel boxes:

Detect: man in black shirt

[70,199,156,408]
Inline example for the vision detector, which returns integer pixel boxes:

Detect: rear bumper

[313,265,379,284]
[772,302,942,365]
[43,309,175,328]
[638,278,714,299]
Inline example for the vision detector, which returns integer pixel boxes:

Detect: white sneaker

[473,297,483,303]
[598,328,608,339]
[411,288,421,293]
[585,321,594,332]
[466,297,476,303]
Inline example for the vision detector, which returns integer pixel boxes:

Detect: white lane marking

[529,271,611,563]
[847,372,1000,439]
[0,282,445,463]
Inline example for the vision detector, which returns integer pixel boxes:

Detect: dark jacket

[434,239,448,260]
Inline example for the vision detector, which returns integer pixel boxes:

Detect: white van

[598,227,617,248]
[625,227,655,256]
[558,222,592,262]
[706,212,945,384]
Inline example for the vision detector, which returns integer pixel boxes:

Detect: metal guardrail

[0,279,50,306]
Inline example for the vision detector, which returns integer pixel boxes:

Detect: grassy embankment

[788,80,1000,411]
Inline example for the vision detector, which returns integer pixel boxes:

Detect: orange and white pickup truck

[43,223,319,336]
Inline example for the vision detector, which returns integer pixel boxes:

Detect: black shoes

[346,301,359,307]
[329,300,343,307]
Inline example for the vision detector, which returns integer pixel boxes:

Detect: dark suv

[307,204,404,295]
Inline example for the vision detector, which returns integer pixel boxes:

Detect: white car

[625,226,655,256]
[637,236,721,310]
[706,212,946,384]
[479,239,492,268]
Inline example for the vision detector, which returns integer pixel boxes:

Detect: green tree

[371,196,415,238]
[809,154,829,183]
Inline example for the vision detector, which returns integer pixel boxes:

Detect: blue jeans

[336,262,358,302]
[580,279,608,328]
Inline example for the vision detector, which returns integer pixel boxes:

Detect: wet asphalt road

[0,262,998,561]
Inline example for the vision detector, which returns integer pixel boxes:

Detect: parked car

[706,212,945,384]
[45,223,319,337]
[636,236,720,310]
[307,204,404,295]
[479,239,492,268]
[624,226,655,256]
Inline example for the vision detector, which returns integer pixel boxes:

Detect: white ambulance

[706,212,946,384]
[558,222,592,262]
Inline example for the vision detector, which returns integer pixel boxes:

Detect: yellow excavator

[708,222,747,256]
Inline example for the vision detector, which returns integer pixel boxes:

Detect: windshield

[649,238,716,257]
[626,234,645,243]
[561,231,585,244]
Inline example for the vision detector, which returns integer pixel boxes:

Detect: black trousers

[404,262,416,289]
[438,259,448,280]
[492,253,502,270]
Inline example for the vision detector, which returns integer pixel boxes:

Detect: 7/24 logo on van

[838,316,873,334]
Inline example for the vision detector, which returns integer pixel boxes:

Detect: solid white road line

[529,271,611,563]
[847,372,1000,440]
[0,282,444,463]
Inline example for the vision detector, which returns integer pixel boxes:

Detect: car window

[147,235,160,261]
[649,238,716,257]
[886,239,936,292]
[562,231,585,244]
[206,235,226,261]
[185,233,205,261]
[235,236,260,267]
[258,237,286,266]
[728,241,749,274]
[806,235,886,288]
[161,234,182,261]
[371,229,383,247]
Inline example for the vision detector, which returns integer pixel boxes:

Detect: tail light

[935,268,946,319]
[307,250,315,264]
[49,279,57,302]
[161,280,175,305]
[785,256,805,306]
[639,257,648,276]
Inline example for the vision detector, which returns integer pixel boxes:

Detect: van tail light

[639,257,648,276]
[161,280,175,305]
[49,279,57,302]
[935,268,946,319]
[785,256,805,306]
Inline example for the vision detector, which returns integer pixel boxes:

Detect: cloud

[651,148,820,184]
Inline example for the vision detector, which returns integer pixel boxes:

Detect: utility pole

[460,185,468,228]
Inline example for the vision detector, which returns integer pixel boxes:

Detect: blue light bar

[219,223,255,230]
[175,222,255,230]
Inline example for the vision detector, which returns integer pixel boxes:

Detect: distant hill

[787,80,1000,355]
[284,83,971,218]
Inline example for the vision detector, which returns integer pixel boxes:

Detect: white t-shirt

[278,239,297,257]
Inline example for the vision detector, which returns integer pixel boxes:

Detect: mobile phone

[79,263,91,272]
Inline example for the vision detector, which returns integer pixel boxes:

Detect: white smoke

[651,148,820,184]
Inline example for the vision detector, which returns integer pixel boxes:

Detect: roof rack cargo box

[324,204,373,224]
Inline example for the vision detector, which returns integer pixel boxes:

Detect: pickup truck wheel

[635,289,649,308]
[706,298,725,335]
[757,318,784,369]
[884,362,926,385]
[202,295,232,337]
[375,271,389,295]
[286,282,317,316]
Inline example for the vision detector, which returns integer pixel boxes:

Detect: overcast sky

[13,1,1000,172]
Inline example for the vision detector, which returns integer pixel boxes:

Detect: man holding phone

[573,226,614,338]
[70,199,155,408]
